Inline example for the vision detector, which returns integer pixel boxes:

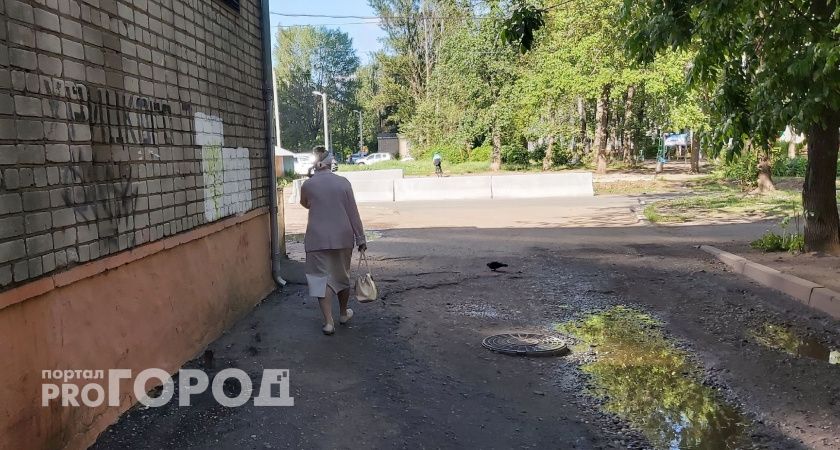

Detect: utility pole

[312,91,329,151]
[353,110,363,153]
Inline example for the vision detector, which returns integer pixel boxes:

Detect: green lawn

[642,177,840,224]
[337,160,491,177]
[643,184,806,224]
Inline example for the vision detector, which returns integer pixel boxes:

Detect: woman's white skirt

[304,248,353,298]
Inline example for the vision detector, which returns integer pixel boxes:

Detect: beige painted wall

[0,212,274,450]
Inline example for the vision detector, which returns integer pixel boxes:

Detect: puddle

[559,306,746,449]
[750,323,839,365]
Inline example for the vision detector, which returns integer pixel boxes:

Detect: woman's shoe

[339,309,354,325]
[322,323,335,335]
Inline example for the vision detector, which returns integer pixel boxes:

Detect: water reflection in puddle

[750,323,839,365]
[559,307,746,449]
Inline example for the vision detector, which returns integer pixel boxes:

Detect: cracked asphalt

[93,196,840,449]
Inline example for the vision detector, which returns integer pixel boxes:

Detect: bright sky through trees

[268,0,386,62]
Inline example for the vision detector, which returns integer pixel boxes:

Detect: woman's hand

[358,243,367,253]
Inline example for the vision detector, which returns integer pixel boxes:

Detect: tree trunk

[803,113,840,254]
[490,129,502,172]
[622,85,635,165]
[690,130,700,173]
[577,97,587,157]
[542,136,554,171]
[756,153,775,193]
[787,126,798,159]
[594,84,611,174]
[788,139,798,159]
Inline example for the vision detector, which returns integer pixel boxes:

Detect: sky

[268,0,387,63]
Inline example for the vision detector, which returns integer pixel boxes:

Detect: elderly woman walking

[300,146,367,335]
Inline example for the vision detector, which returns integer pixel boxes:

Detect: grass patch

[644,189,803,224]
[595,176,735,196]
[558,307,745,448]
[750,231,805,253]
[595,180,678,195]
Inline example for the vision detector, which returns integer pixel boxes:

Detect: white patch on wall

[195,113,252,222]
[195,112,225,146]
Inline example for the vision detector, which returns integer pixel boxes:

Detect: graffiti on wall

[42,76,179,248]
[195,113,253,222]
[88,89,174,146]
[41,76,176,146]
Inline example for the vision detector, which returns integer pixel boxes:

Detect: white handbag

[354,252,378,303]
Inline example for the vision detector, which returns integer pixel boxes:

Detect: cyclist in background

[433,153,442,176]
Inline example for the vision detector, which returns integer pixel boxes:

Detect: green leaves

[273,27,361,152]
[500,0,546,54]
[621,0,840,149]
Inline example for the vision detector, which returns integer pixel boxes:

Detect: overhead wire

[269,1,578,30]
[269,1,575,20]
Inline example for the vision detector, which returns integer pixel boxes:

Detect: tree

[274,27,360,153]
[504,0,697,173]
[368,0,459,130]
[398,2,519,168]
[621,0,840,253]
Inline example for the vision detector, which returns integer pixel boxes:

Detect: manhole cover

[482,333,569,357]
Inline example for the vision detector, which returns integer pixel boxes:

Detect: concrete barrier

[290,171,594,203]
[287,177,395,204]
[288,170,404,204]
[350,179,396,203]
[338,169,404,181]
[394,177,492,202]
[491,172,594,198]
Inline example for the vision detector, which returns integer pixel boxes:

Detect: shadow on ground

[93,223,839,449]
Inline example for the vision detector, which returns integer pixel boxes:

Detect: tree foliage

[273,27,361,154]
[621,0,840,252]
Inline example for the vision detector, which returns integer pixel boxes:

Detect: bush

[501,144,529,165]
[276,173,297,188]
[772,157,808,177]
[717,151,759,186]
[531,144,546,162]
[751,214,805,253]
[527,142,572,167]
[552,146,573,166]
[469,145,492,162]
[428,144,468,164]
[750,231,805,253]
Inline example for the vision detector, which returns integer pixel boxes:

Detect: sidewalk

[724,243,840,294]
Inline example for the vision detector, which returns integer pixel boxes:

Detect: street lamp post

[312,91,329,151]
[352,110,363,153]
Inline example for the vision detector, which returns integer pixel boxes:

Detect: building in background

[0,0,279,448]
[377,132,411,159]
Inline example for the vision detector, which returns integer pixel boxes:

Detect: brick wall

[0,0,270,290]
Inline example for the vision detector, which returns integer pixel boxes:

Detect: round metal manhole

[482,333,570,357]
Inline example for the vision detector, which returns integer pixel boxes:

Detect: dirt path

[94,198,839,449]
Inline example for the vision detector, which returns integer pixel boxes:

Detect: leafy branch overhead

[500,0,546,54]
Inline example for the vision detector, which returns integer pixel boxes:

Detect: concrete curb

[631,199,650,225]
[700,245,840,319]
